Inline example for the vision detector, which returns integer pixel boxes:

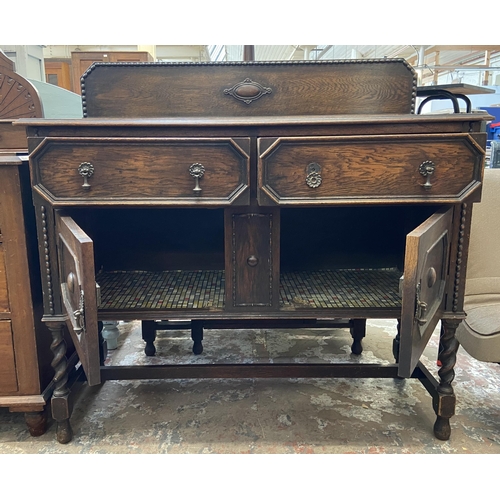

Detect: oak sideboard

[18,59,491,443]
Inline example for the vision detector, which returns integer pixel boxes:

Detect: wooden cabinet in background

[0,152,54,436]
[70,51,153,94]
[0,50,79,436]
[45,61,72,91]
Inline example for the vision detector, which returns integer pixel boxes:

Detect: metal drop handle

[189,163,205,195]
[78,162,94,190]
[419,160,435,190]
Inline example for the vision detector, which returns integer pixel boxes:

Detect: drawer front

[31,137,250,206]
[0,243,9,313]
[258,134,483,205]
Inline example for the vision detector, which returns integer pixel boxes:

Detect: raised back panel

[81,59,417,118]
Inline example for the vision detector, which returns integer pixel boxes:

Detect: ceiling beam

[430,45,500,52]
[406,45,500,63]
[414,65,500,70]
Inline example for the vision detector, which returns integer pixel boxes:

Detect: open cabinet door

[56,214,101,386]
[399,207,453,378]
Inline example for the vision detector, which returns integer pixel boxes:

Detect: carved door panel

[399,207,453,378]
[56,214,100,386]
[224,207,280,310]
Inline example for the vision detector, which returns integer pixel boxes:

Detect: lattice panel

[97,270,226,310]
[97,268,402,311]
[280,269,402,309]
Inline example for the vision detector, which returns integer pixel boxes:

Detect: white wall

[0,45,45,81]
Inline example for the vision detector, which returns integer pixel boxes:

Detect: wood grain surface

[0,244,9,312]
[82,60,416,118]
[0,320,17,393]
[32,138,250,204]
[259,134,482,203]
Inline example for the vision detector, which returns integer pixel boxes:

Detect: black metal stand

[417,88,471,114]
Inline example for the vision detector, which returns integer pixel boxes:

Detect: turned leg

[24,411,47,437]
[48,322,73,444]
[142,320,157,356]
[392,319,401,363]
[191,320,203,355]
[433,318,460,441]
[436,322,444,367]
[350,319,366,355]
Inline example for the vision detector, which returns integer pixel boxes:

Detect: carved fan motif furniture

[0,50,54,435]
[20,59,490,443]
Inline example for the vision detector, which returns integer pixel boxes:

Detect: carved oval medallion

[235,84,261,98]
[224,78,272,105]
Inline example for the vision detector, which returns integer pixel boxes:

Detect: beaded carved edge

[80,59,418,118]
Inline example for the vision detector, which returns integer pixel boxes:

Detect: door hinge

[73,289,85,335]
[96,283,101,308]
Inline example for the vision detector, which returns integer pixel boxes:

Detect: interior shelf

[280,269,402,309]
[97,270,226,310]
[97,268,402,311]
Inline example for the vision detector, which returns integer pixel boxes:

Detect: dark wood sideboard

[18,59,491,443]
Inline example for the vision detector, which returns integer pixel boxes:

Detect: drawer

[30,137,250,206]
[0,243,9,313]
[0,321,17,393]
[258,134,484,205]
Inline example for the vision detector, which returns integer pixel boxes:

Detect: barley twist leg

[48,323,73,444]
[433,318,460,440]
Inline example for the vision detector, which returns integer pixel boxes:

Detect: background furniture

[416,83,496,114]
[0,50,80,435]
[44,51,154,95]
[21,59,491,443]
[70,51,153,94]
[0,50,50,435]
[456,168,500,362]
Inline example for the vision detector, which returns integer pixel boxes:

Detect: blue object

[480,107,500,142]
[492,123,500,141]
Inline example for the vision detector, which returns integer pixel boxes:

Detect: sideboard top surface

[16,112,493,129]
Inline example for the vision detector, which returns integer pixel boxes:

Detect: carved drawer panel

[258,134,484,205]
[0,321,17,393]
[0,243,9,313]
[30,137,250,206]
